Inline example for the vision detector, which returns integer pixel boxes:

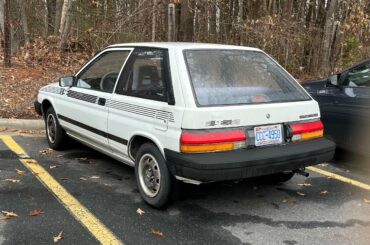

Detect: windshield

[184,50,311,106]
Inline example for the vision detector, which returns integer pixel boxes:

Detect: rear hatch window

[184,50,311,106]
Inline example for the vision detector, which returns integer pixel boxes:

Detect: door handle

[98,98,106,106]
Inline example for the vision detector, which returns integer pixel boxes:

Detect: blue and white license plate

[254,124,283,147]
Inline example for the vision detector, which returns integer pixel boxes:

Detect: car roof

[107,42,261,51]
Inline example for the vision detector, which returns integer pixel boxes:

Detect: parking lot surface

[1,134,370,245]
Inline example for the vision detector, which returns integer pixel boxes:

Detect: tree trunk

[59,0,69,35]
[3,0,10,67]
[152,0,157,41]
[321,0,338,73]
[42,0,48,38]
[18,0,30,61]
[0,0,4,35]
[179,0,193,42]
[59,0,73,50]
[47,0,56,35]
[54,0,62,34]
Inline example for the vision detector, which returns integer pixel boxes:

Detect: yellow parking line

[0,135,123,245]
[307,166,370,191]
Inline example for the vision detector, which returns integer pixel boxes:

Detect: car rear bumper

[34,100,42,116]
[165,137,335,182]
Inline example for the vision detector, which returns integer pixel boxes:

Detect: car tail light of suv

[289,120,324,142]
[180,129,247,153]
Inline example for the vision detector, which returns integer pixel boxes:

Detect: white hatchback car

[35,43,335,208]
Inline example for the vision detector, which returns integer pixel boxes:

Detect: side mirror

[59,76,74,87]
[327,74,339,86]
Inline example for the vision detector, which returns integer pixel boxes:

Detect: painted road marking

[0,135,123,245]
[307,166,370,191]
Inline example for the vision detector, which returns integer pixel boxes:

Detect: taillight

[180,130,247,153]
[289,120,323,141]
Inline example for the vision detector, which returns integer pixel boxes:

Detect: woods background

[0,0,370,80]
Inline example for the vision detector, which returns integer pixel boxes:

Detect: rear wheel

[135,143,174,208]
[259,172,294,184]
[45,107,68,150]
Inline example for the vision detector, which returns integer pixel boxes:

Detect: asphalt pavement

[1,134,370,245]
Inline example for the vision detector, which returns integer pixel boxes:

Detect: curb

[0,119,44,130]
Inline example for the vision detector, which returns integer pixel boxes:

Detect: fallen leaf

[49,165,58,169]
[53,231,63,243]
[15,168,25,176]
[90,176,100,179]
[39,148,53,155]
[0,216,10,220]
[364,198,370,204]
[104,183,112,188]
[282,198,297,204]
[320,190,329,195]
[1,211,18,217]
[79,177,87,181]
[29,210,44,216]
[136,208,145,216]
[297,192,306,196]
[2,179,20,183]
[150,229,164,237]
[297,183,312,187]
[79,157,88,161]
[88,160,96,164]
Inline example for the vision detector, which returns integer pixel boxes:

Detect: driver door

[57,48,132,149]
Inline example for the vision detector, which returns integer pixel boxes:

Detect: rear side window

[184,50,310,106]
[117,49,169,102]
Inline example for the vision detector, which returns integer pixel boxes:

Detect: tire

[45,107,69,150]
[259,172,294,184]
[135,143,174,208]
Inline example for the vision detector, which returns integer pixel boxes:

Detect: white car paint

[37,42,320,169]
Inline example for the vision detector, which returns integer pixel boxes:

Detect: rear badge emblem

[266,113,270,119]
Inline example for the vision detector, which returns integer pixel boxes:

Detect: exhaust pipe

[294,168,309,177]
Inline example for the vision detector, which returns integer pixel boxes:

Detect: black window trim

[114,47,175,105]
[72,48,134,94]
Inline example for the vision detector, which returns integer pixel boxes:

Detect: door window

[346,62,370,87]
[116,49,169,102]
[76,51,130,93]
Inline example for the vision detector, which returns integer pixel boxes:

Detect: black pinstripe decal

[58,114,128,145]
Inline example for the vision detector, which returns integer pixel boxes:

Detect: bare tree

[179,0,193,42]
[3,0,10,67]
[59,0,73,50]
[18,0,30,61]
[152,0,157,41]
[54,0,62,34]
[0,0,4,35]
[321,0,338,72]
[59,0,69,35]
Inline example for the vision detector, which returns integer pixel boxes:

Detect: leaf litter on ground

[29,210,44,216]
[53,231,63,243]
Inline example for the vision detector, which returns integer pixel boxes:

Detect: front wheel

[45,107,69,150]
[135,143,173,208]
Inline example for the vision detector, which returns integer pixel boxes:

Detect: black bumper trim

[34,101,42,116]
[165,137,335,182]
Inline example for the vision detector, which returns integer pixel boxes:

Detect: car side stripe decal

[57,114,128,145]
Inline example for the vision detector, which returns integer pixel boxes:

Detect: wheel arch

[41,99,56,118]
[128,133,165,161]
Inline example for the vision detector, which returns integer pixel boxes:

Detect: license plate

[254,124,283,147]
